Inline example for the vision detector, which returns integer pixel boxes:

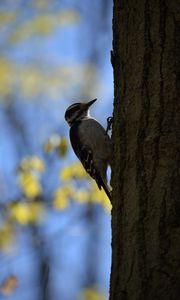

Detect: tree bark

[110,0,180,299]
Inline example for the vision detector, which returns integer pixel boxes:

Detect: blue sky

[0,1,113,299]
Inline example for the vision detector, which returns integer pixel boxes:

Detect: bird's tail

[86,153,112,202]
[95,172,112,202]
[101,180,112,202]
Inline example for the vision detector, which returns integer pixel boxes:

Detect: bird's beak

[85,98,97,108]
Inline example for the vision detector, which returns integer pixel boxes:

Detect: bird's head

[65,99,97,126]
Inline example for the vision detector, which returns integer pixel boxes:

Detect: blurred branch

[31,224,50,300]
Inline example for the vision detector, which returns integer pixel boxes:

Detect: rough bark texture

[110,0,180,299]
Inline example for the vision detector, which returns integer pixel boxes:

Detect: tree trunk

[110,0,180,299]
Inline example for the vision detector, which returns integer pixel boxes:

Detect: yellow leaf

[101,196,112,212]
[44,135,68,156]
[10,203,30,224]
[43,140,54,153]
[20,156,45,172]
[29,16,54,35]
[0,275,18,295]
[43,134,61,153]
[58,137,68,157]
[18,171,42,199]
[30,157,45,171]
[0,12,17,25]
[0,63,97,100]
[28,202,45,223]
[0,223,14,251]
[0,59,13,96]
[10,11,79,43]
[33,0,49,10]
[10,202,44,224]
[60,163,87,181]
[73,190,89,203]
[18,67,42,97]
[60,166,72,181]
[71,163,88,179]
[10,16,53,43]
[81,286,106,300]
[57,11,80,25]
[90,183,112,212]
[53,186,72,210]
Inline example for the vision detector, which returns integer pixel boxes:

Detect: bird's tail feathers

[95,172,112,202]
[84,152,112,202]
[101,180,112,202]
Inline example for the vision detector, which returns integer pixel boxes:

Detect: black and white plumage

[65,99,112,201]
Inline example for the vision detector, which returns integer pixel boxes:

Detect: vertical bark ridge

[135,0,152,296]
[110,0,180,299]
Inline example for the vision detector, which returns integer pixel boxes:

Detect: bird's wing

[70,123,102,185]
[70,123,111,201]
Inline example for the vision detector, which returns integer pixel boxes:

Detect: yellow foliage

[20,156,45,172]
[10,11,79,43]
[0,275,18,295]
[0,223,14,251]
[43,141,54,153]
[44,135,68,157]
[60,165,75,181]
[44,134,61,153]
[53,186,73,210]
[101,196,112,212]
[10,202,44,224]
[81,286,106,300]
[0,59,12,96]
[0,61,97,100]
[18,156,44,198]
[57,10,80,25]
[17,67,43,98]
[0,12,17,25]
[18,171,42,199]
[10,17,52,43]
[60,163,87,181]
[90,183,112,212]
[59,163,111,212]
[58,137,68,157]
[73,190,89,204]
[33,0,49,10]
[29,17,53,34]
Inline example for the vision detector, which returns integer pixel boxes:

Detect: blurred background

[0,0,113,299]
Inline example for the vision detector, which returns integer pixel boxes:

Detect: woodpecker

[65,99,112,201]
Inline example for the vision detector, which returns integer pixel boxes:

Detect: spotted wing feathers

[70,123,111,201]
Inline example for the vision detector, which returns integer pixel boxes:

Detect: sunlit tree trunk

[110,0,180,299]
